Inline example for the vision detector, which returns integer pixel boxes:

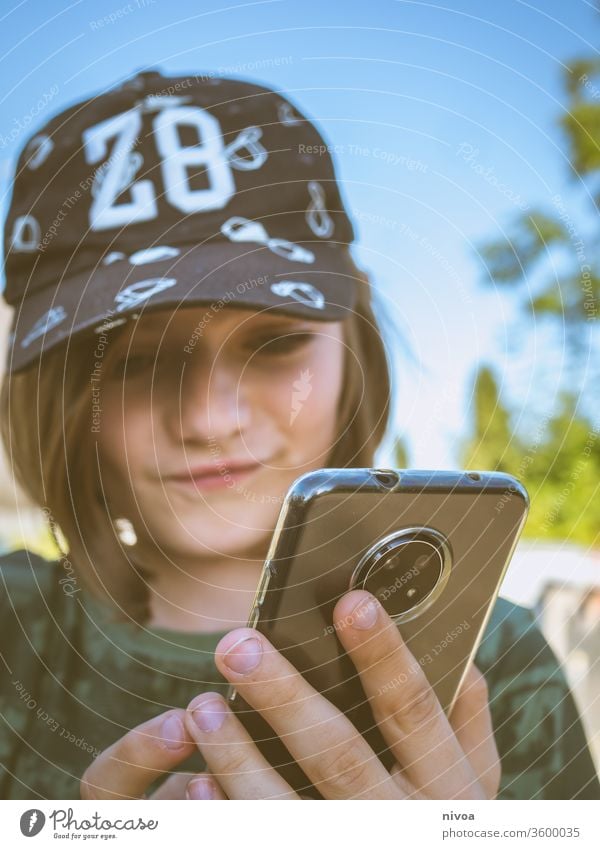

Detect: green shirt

[0,549,598,800]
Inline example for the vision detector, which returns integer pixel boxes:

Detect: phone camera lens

[364,540,442,617]
[351,528,451,622]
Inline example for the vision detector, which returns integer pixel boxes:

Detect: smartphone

[228,467,529,797]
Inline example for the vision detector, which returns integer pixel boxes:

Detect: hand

[182,590,501,799]
[79,710,227,799]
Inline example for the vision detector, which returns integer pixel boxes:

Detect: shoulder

[475,594,544,677]
[476,595,600,799]
[0,547,61,609]
[0,548,66,641]
[475,594,571,730]
[476,594,576,697]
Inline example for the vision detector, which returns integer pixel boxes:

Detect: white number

[83,106,235,231]
[83,110,156,231]
[154,106,234,213]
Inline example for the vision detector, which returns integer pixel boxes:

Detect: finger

[333,591,484,800]
[183,691,298,800]
[213,629,401,799]
[151,771,195,799]
[449,664,501,799]
[80,710,197,800]
[150,770,228,800]
[390,762,424,799]
[185,773,228,800]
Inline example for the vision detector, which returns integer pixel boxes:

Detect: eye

[250,332,314,356]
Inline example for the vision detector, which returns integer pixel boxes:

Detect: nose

[166,354,251,445]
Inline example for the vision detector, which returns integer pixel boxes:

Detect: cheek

[97,390,150,482]
[260,339,345,461]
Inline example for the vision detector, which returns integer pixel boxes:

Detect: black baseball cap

[2,68,361,373]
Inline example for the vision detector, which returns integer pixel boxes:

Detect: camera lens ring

[349,527,452,624]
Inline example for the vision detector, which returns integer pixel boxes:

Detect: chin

[158,516,273,558]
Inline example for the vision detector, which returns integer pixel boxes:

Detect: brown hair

[0,269,393,624]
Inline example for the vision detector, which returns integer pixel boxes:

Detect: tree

[461,366,523,474]
[461,366,599,546]
[471,44,600,546]
[478,62,599,381]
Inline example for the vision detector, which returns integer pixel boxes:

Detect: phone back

[230,468,529,796]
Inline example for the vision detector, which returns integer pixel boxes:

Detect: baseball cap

[2,68,361,373]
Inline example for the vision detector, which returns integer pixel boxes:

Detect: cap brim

[6,241,360,373]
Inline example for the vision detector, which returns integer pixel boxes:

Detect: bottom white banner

[0,799,598,847]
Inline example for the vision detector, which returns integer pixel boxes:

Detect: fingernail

[186,777,218,800]
[160,712,187,750]
[191,698,227,733]
[350,596,379,630]
[222,636,262,674]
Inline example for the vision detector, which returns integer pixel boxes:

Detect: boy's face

[96,305,346,560]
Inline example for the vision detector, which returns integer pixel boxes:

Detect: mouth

[165,460,262,493]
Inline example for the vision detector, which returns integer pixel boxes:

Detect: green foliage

[391,434,409,468]
[479,211,568,286]
[561,57,600,174]
[561,103,600,175]
[472,47,600,546]
[519,397,599,545]
[2,522,59,562]
[461,367,600,546]
[478,56,600,329]
[565,58,600,95]
[461,366,524,475]
[529,272,600,321]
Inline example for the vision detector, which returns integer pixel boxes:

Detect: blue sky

[0,0,597,468]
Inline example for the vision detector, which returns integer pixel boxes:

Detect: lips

[165,458,262,491]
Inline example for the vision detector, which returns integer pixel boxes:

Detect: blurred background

[0,0,598,765]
